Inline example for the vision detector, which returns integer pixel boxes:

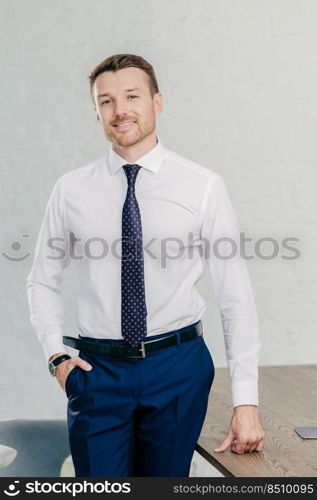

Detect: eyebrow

[97,88,141,99]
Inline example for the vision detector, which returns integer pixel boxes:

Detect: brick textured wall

[1,0,316,476]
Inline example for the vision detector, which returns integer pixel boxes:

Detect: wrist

[48,353,71,377]
[233,405,258,412]
[48,352,68,363]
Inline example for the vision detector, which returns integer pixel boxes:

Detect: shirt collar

[107,135,165,175]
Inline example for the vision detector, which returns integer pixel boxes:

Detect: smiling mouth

[113,121,136,129]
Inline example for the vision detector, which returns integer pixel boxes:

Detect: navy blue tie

[121,164,147,346]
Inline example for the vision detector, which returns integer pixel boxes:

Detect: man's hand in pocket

[53,355,92,391]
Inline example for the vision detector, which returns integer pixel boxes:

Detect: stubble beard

[104,120,155,148]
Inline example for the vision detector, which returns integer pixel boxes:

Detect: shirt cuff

[231,380,259,408]
[42,332,70,361]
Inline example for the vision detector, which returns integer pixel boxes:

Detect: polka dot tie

[121,164,147,346]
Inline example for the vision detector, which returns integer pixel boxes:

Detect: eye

[128,95,139,99]
[101,99,111,105]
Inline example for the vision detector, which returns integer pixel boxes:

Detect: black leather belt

[63,321,203,359]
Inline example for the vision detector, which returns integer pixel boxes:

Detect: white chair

[0,445,17,468]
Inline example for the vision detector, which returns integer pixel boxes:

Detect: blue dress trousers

[66,322,215,477]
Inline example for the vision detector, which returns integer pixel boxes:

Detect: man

[26,54,265,477]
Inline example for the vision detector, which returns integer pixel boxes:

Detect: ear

[94,107,100,123]
[154,92,163,116]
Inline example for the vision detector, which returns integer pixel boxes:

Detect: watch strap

[51,354,71,367]
[49,354,71,376]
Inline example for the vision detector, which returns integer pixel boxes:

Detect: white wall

[1,0,316,476]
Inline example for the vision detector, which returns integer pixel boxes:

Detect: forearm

[26,280,68,360]
[208,250,261,406]
[220,292,261,407]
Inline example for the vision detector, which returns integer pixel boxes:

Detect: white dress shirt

[26,136,261,408]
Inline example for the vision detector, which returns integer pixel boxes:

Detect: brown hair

[89,53,159,103]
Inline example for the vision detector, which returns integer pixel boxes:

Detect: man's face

[93,67,163,148]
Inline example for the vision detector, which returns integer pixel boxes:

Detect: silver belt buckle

[139,341,146,358]
[127,341,146,358]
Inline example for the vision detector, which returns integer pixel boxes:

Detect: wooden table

[196,365,317,477]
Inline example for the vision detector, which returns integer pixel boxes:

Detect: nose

[113,97,129,117]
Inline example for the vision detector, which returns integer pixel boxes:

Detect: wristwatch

[48,354,71,377]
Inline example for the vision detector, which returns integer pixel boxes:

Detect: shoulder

[163,147,221,185]
[56,154,106,190]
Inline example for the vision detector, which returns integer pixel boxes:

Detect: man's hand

[49,352,92,391]
[214,405,265,454]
